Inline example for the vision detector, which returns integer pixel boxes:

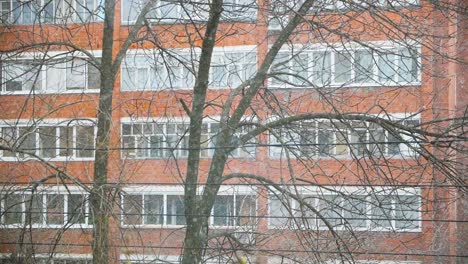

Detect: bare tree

[0,0,466,263]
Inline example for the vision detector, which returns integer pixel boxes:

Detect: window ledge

[0,157,95,162]
[0,89,101,96]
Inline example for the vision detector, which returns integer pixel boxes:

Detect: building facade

[0,0,466,263]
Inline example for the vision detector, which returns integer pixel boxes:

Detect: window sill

[0,157,95,162]
[121,17,257,26]
[268,82,422,90]
[267,225,422,233]
[1,224,93,229]
[0,89,101,96]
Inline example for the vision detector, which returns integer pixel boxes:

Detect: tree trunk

[91,0,116,263]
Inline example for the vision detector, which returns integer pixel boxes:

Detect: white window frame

[268,42,421,89]
[121,185,257,229]
[121,0,257,25]
[268,186,422,232]
[268,113,421,160]
[1,51,102,94]
[120,46,257,91]
[0,0,103,24]
[0,186,93,229]
[0,118,96,162]
[120,116,257,160]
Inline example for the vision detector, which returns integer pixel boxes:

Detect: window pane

[212,65,227,88]
[355,50,374,83]
[395,195,420,229]
[87,60,101,89]
[313,51,331,85]
[144,195,164,225]
[318,121,332,156]
[25,194,43,225]
[269,52,289,87]
[18,127,36,157]
[47,62,67,90]
[76,126,94,158]
[269,195,290,227]
[349,122,367,156]
[150,135,164,158]
[334,124,349,155]
[122,135,136,158]
[318,195,341,228]
[342,195,367,228]
[292,53,309,86]
[299,123,316,156]
[121,66,136,90]
[123,194,142,225]
[334,52,352,83]
[4,194,23,224]
[1,127,16,157]
[236,195,256,226]
[371,195,393,228]
[398,48,419,83]
[39,127,57,158]
[213,195,234,226]
[67,59,87,89]
[378,52,396,83]
[167,195,185,225]
[68,194,86,225]
[59,127,73,157]
[46,194,64,225]
[368,123,385,156]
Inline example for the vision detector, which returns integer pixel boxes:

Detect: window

[0,120,96,160]
[0,0,103,24]
[269,116,420,159]
[268,187,421,231]
[121,0,256,24]
[121,119,256,159]
[1,188,92,228]
[121,187,256,227]
[121,48,256,90]
[1,56,101,93]
[268,45,420,88]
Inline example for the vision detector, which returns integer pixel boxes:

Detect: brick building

[0,0,466,263]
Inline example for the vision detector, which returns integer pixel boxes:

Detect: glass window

[371,195,393,228]
[355,49,374,83]
[17,127,36,157]
[318,195,342,227]
[68,194,86,224]
[76,126,94,158]
[368,123,385,156]
[167,195,185,225]
[292,53,309,87]
[144,195,164,225]
[269,195,290,227]
[66,59,87,89]
[395,195,420,229]
[46,194,65,225]
[59,126,73,157]
[334,52,352,83]
[349,121,367,156]
[39,127,57,158]
[378,52,396,83]
[313,51,331,85]
[398,48,419,83]
[213,195,234,226]
[4,194,23,224]
[236,195,256,226]
[3,60,42,92]
[123,194,142,225]
[342,195,367,228]
[317,121,332,156]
